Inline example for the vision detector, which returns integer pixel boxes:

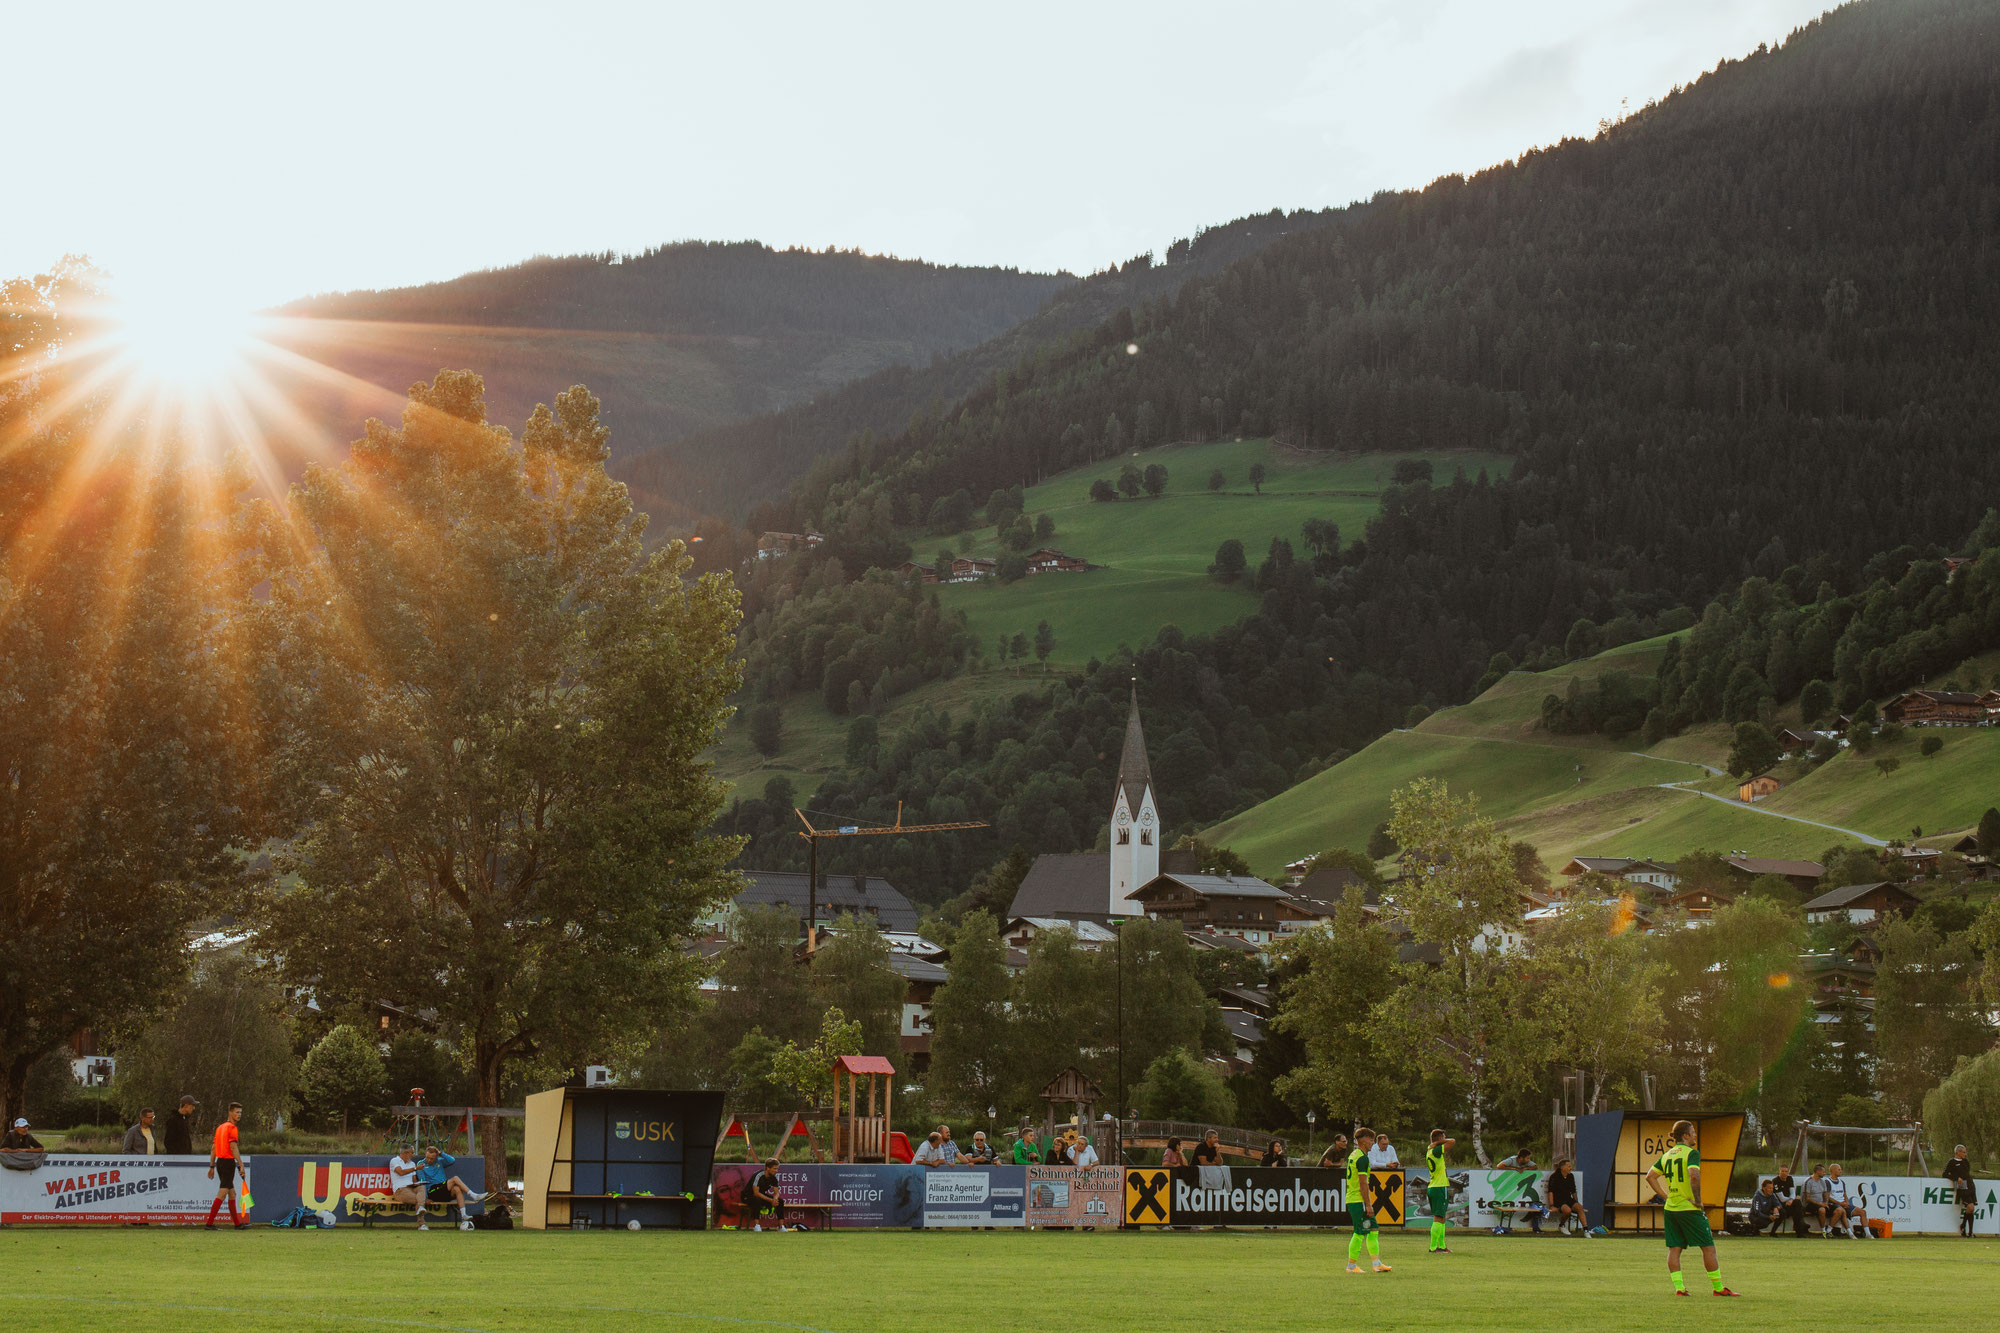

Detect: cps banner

[1757,1173,2000,1235]
[1124,1166,1356,1227]
[1025,1166,1121,1228]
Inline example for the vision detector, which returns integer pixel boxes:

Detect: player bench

[1483,1199,1549,1234]
[350,1194,464,1228]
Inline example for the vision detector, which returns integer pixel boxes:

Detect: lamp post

[1114,918,1124,1129]
[987,1105,996,1142]
[1306,1110,1317,1162]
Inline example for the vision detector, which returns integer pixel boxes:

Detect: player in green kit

[1344,1127,1390,1273]
[1643,1120,1738,1297]
[1424,1129,1455,1253]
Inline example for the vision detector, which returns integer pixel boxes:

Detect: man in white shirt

[388,1146,431,1229]
[912,1132,949,1168]
[1826,1164,1870,1238]
[1368,1136,1401,1170]
[1071,1137,1100,1168]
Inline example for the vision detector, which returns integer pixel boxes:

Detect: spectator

[163,1096,196,1155]
[1505,1146,1537,1173]
[1260,1138,1287,1167]
[1799,1165,1841,1236]
[934,1124,960,1165]
[419,1145,481,1228]
[1748,1179,1791,1236]
[1944,1146,1976,1238]
[123,1108,159,1155]
[1545,1158,1587,1235]
[1161,1136,1186,1168]
[1367,1135,1400,1170]
[1191,1130,1223,1166]
[1826,1164,1869,1238]
[1318,1133,1350,1169]
[912,1132,949,1168]
[962,1131,998,1164]
[1769,1165,1807,1235]
[1071,1135,1100,1168]
[745,1158,783,1232]
[1012,1129,1042,1165]
[388,1144,429,1229]
[202,1102,247,1230]
[1,1117,44,1152]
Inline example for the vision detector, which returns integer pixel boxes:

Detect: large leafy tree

[926,910,1017,1116]
[1374,779,1540,1165]
[256,372,742,1184]
[1272,888,1407,1127]
[1873,917,1991,1118]
[1652,897,1814,1119]
[0,264,266,1122]
[808,915,905,1059]
[1529,901,1663,1111]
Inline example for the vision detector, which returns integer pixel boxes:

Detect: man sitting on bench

[419,1145,481,1228]
[388,1146,433,1230]
[745,1158,784,1232]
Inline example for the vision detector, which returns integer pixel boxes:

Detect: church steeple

[1108,683,1159,915]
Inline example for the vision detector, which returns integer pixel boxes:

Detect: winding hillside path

[1626,750,1889,847]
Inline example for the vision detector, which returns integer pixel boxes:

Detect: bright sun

[109,281,256,389]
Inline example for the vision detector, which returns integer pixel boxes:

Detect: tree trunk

[478,1042,508,1194]
[1469,1073,1490,1168]
[3,1053,30,1129]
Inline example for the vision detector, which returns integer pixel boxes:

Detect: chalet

[1896,846,1943,875]
[1220,1009,1264,1071]
[1983,689,2000,720]
[1283,867,1379,924]
[1725,855,1825,894]
[756,530,824,560]
[948,556,997,582]
[1129,871,1303,946]
[1802,951,1878,1005]
[1802,881,1921,925]
[1665,884,1733,918]
[1024,547,1087,575]
[1738,775,1781,802]
[896,561,939,584]
[1881,690,1985,727]
[999,915,1117,951]
[887,952,950,1067]
[712,869,921,933]
[1184,926,1263,957]
[1558,856,1680,893]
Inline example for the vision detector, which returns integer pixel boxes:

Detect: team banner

[1125,1166,1355,1227]
[1025,1165,1122,1228]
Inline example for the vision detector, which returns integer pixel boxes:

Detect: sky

[14,0,1841,310]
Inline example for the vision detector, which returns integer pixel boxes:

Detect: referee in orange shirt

[203,1102,248,1229]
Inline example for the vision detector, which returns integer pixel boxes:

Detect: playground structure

[829,1054,896,1162]
[381,1087,523,1159]
[1787,1120,1931,1177]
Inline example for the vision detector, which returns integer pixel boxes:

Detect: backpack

[269,1205,318,1228]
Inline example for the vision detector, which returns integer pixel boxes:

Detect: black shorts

[427,1183,454,1202]
[215,1159,237,1189]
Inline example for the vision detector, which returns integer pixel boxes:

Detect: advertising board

[1025,1165,1121,1228]
[923,1164,1025,1227]
[0,1152,483,1225]
[1124,1166,1351,1227]
[712,1162,926,1229]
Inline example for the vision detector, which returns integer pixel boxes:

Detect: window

[1140,829,1152,845]
[1117,829,1130,845]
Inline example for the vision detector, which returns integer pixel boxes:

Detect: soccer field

[0,1228,1988,1332]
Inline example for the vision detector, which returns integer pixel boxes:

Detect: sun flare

[108,281,256,389]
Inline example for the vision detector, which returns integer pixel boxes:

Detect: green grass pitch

[0,1227,1987,1331]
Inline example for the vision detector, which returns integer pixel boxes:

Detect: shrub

[1134,1048,1236,1124]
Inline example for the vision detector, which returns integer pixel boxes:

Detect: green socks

[1348,1232,1364,1262]
[1366,1231,1381,1259]
[1708,1270,1724,1293]
[1671,1272,1686,1293]
[1429,1220,1446,1250]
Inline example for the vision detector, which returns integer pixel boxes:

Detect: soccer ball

[627,1220,642,1231]
[316,1211,337,1228]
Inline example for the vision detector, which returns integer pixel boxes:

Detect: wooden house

[756,530,824,560]
[1881,689,1985,727]
[1558,856,1680,893]
[1725,855,1825,894]
[1025,547,1087,574]
[895,561,939,583]
[1129,871,1304,947]
[1802,881,1920,925]
[1738,775,1781,801]
[948,556,997,582]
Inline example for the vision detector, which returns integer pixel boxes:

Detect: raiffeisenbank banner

[1124,1166,1377,1227]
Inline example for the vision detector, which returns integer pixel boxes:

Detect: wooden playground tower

[830,1053,897,1162]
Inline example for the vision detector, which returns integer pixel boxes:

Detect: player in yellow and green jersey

[1424,1129,1456,1253]
[1344,1127,1390,1273]
[1643,1120,1738,1298]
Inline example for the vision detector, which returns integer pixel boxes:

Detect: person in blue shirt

[419,1145,481,1228]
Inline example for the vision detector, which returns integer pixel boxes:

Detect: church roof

[1118,686,1152,814]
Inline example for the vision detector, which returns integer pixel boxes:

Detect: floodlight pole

[1115,918,1124,1127]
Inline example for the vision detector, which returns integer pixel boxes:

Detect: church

[1005,688,1159,923]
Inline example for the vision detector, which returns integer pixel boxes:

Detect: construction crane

[794,804,987,936]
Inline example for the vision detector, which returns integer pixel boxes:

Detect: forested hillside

[260,243,1070,527]
[715,0,2000,902]
[625,209,1359,520]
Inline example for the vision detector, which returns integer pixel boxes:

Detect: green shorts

[1663,1209,1714,1250]
[1428,1186,1448,1216]
[1347,1202,1374,1234]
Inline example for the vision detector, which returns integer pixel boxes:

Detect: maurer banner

[1026,1165,1121,1228]
[712,1162,925,1229]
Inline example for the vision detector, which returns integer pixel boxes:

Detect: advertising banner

[1757,1173,1999,1235]
[922,1165,1025,1228]
[1467,1167,1576,1230]
[1405,1166,1471,1226]
[1124,1166,1350,1227]
[1025,1165,1121,1228]
[0,1152,482,1225]
[0,1155,216,1224]
[712,1162,926,1229]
